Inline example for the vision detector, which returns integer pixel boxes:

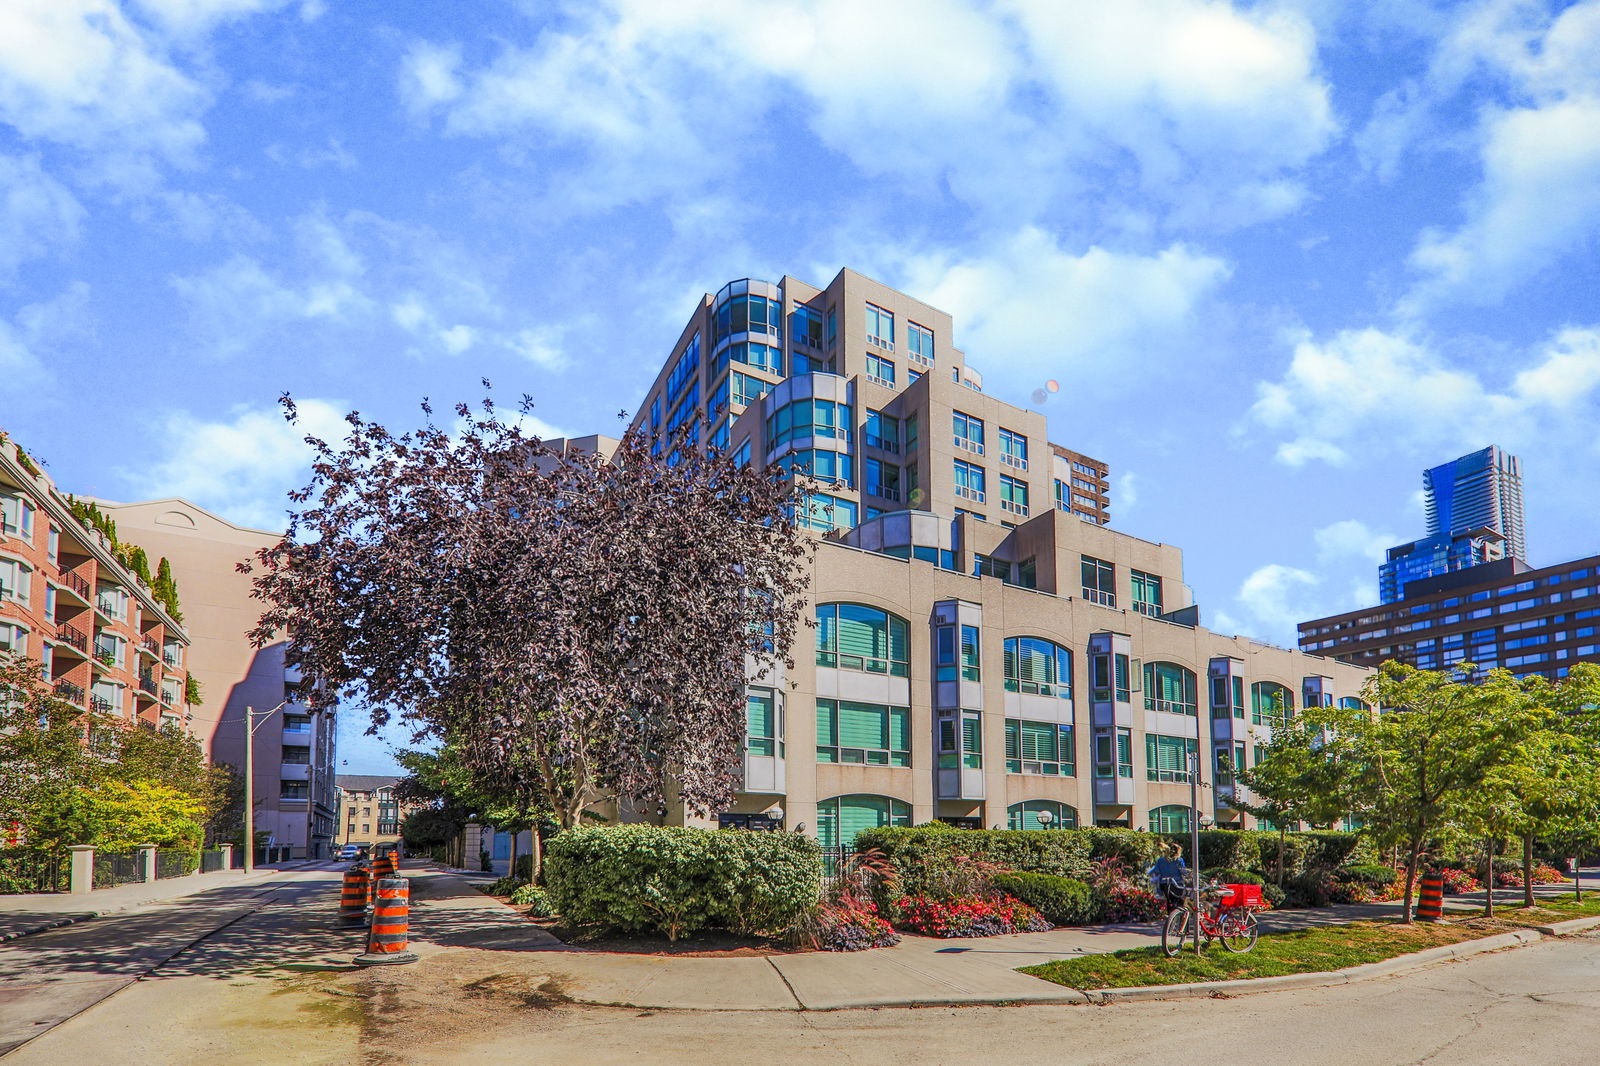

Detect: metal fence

[94,850,142,888]
[819,845,856,889]
[156,849,199,879]
[200,849,225,873]
[0,848,66,894]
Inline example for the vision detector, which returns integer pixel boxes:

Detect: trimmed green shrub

[1336,864,1401,887]
[991,872,1096,926]
[854,827,1096,890]
[1080,828,1164,870]
[1201,867,1266,887]
[543,826,821,941]
[509,882,554,915]
[1164,831,1263,873]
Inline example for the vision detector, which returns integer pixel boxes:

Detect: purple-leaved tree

[243,388,811,831]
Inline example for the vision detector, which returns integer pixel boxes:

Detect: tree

[1234,713,1350,888]
[1316,662,1532,923]
[244,390,811,830]
[0,654,119,852]
[79,781,205,851]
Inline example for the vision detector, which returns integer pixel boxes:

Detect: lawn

[1019,921,1491,990]
[1482,894,1600,926]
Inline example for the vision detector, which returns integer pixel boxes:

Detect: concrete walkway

[0,861,325,943]
[401,868,1560,1012]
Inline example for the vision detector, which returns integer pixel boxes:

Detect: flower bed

[1495,865,1567,888]
[1437,867,1483,894]
[814,900,900,951]
[894,894,1051,938]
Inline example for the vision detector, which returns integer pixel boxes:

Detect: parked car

[337,844,362,861]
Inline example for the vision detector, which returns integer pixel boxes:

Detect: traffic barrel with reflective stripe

[353,878,418,966]
[1416,873,1445,922]
[340,868,369,924]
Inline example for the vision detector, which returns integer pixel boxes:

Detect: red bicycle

[1161,881,1265,955]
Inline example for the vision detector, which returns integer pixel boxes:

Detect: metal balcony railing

[54,622,88,651]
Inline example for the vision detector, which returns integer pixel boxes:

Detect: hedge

[991,872,1096,926]
[543,826,821,941]
[1162,830,1374,879]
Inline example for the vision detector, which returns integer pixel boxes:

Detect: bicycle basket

[1220,883,1264,908]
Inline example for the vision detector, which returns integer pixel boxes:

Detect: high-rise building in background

[1378,445,1526,603]
[90,497,339,859]
[551,269,1369,844]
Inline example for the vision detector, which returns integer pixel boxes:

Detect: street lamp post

[1188,750,1204,956]
[242,700,291,876]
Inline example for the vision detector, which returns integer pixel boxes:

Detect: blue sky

[4,1,1600,774]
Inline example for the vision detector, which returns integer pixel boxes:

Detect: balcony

[867,484,901,503]
[139,636,160,660]
[162,649,181,668]
[52,679,85,705]
[137,671,158,698]
[90,695,113,714]
[53,622,88,654]
[55,569,91,604]
[279,762,311,781]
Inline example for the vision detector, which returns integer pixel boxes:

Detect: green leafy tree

[80,781,205,850]
[1318,662,1533,922]
[1234,713,1350,888]
[0,654,118,852]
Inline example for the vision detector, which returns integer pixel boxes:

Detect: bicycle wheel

[1161,907,1191,957]
[1220,911,1259,953]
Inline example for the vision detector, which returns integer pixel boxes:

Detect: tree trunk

[1483,837,1494,918]
[1523,832,1536,909]
[1277,826,1287,889]
[1402,836,1423,924]
[529,823,543,884]
[507,830,519,882]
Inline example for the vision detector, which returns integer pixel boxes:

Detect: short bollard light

[353,877,418,967]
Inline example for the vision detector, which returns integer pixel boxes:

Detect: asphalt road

[0,864,346,1060]
[4,866,1598,1065]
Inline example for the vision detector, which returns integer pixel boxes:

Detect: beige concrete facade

[582,267,1370,842]
[88,497,338,859]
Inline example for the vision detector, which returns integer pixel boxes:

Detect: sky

[3,0,1600,774]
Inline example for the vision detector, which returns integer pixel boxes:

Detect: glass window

[777,450,853,487]
[1210,674,1245,718]
[998,428,1028,466]
[1251,681,1293,725]
[795,492,856,532]
[0,558,31,608]
[1007,800,1077,830]
[816,603,910,676]
[789,305,824,348]
[815,794,911,848]
[1005,719,1075,776]
[665,334,700,399]
[865,303,895,346]
[1002,637,1072,699]
[746,689,779,757]
[1145,734,1197,781]
[864,409,899,452]
[907,322,934,363]
[1149,804,1191,833]
[1131,570,1164,616]
[1117,727,1133,778]
[999,475,1028,514]
[767,398,851,447]
[731,370,769,408]
[961,713,982,769]
[865,352,896,386]
[815,699,909,766]
[864,458,900,501]
[953,459,986,500]
[1143,662,1197,715]
[959,624,981,681]
[952,411,985,450]
[1081,556,1115,607]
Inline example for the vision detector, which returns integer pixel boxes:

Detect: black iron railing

[94,850,142,888]
[57,569,90,599]
[0,848,66,894]
[200,849,225,873]
[156,850,199,879]
[52,679,85,704]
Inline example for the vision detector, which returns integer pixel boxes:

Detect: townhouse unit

[333,775,411,851]
[89,497,339,860]
[575,269,1372,845]
[0,434,195,737]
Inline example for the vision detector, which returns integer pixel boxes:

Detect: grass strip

[1019,920,1489,990]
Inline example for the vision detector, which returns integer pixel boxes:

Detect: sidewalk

[0,861,325,943]
[398,868,1523,1012]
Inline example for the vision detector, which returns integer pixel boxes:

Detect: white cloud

[0,0,208,180]
[0,153,85,273]
[1313,519,1396,563]
[265,137,357,170]
[130,0,300,36]
[1381,0,1600,311]
[895,227,1231,395]
[1248,324,1600,466]
[123,398,350,530]
[1116,472,1138,513]
[0,282,92,390]
[399,0,1335,226]
[1229,562,1322,644]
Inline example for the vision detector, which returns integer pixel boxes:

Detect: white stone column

[139,845,158,882]
[68,845,95,895]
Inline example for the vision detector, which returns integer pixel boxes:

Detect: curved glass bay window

[816,603,909,676]
[1143,662,1197,715]
[1251,681,1294,725]
[767,398,852,448]
[1003,637,1072,699]
[777,449,853,488]
[1149,804,1191,833]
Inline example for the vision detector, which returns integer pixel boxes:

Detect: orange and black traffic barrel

[340,867,369,924]
[353,877,418,966]
[1416,873,1445,922]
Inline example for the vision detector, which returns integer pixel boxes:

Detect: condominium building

[89,497,339,859]
[570,269,1371,843]
[0,433,195,739]
[1380,446,1526,603]
[333,775,409,850]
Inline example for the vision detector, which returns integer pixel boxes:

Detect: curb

[1082,928,1544,1004]
[0,863,323,946]
[1531,913,1600,936]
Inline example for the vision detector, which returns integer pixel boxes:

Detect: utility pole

[242,700,291,876]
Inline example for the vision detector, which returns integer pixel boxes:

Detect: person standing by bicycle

[1148,843,1189,911]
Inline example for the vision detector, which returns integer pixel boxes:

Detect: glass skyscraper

[1378,445,1526,603]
